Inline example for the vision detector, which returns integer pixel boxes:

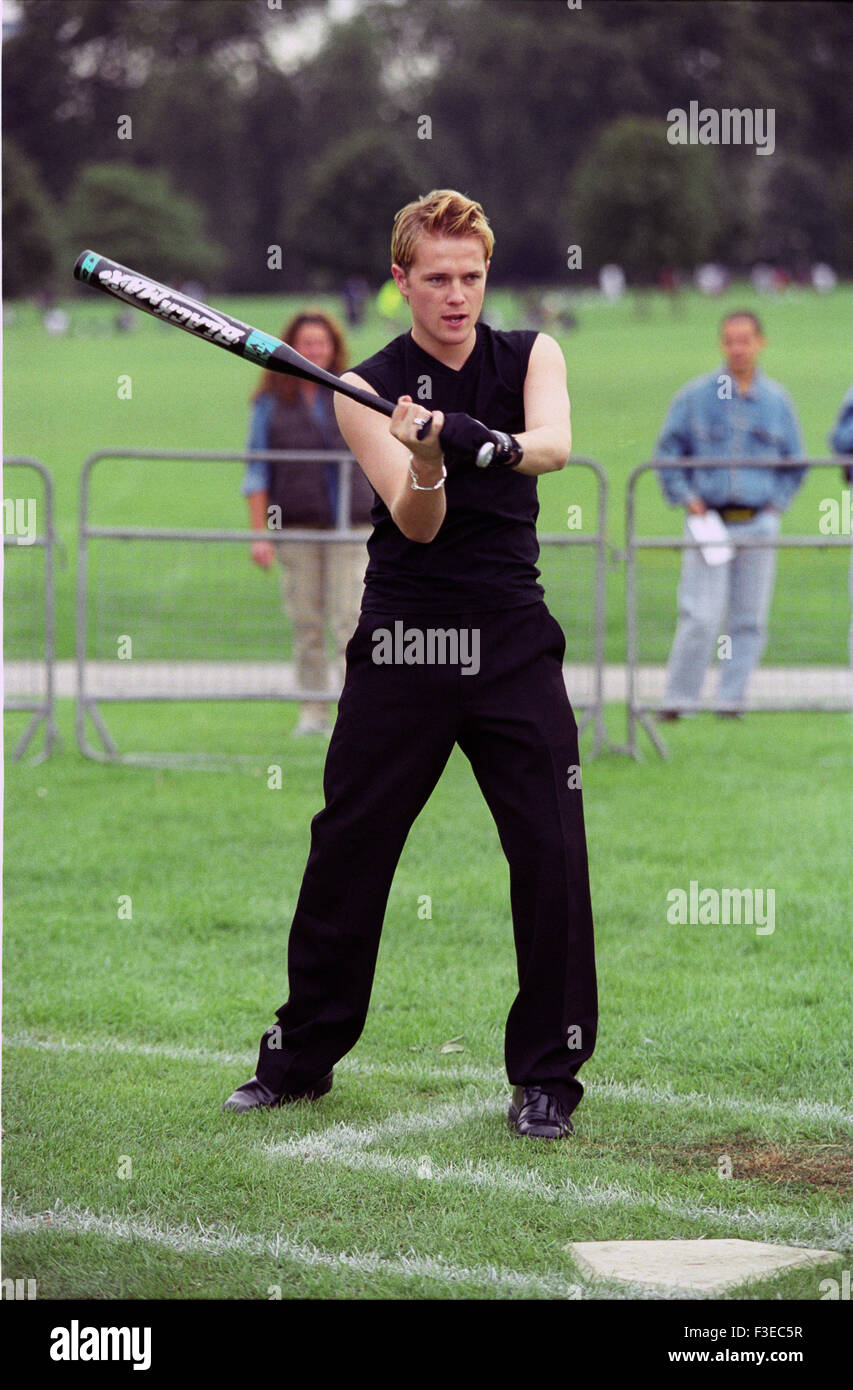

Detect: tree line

[4,0,852,296]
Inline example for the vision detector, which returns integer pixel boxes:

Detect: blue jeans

[664,509,780,708]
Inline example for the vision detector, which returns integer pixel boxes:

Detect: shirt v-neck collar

[408,321,484,375]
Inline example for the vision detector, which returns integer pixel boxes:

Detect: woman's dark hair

[250,310,348,404]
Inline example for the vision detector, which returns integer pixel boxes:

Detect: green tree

[2,139,61,296]
[3,0,324,287]
[65,163,226,285]
[752,155,838,265]
[295,131,414,285]
[834,159,853,275]
[6,0,852,289]
[568,117,721,281]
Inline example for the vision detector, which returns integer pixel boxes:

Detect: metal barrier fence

[3,457,59,762]
[76,450,608,766]
[539,456,608,756]
[623,458,852,758]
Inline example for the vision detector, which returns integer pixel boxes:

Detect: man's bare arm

[510,333,572,475]
[334,375,446,543]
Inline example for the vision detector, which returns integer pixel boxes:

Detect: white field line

[4,1200,846,1300]
[262,1121,852,1253]
[4,1032,851,1129]
[0,1203,587,1300]
[4,1040,850,1263]
[597,1077,852,1129]
[264,1097,507,1156]
[3,1031,257,1069]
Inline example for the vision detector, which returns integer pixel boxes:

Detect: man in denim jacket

[656,310,805,716]
[828,385,853,675]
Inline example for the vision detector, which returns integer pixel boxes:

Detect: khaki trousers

[277,536,369,727]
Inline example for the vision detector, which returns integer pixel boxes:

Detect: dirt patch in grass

[682,1141,850,1191]
[573,1137,851,1192]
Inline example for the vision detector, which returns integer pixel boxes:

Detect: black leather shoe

[223,1070,333,1114]
[508,1085,575,1139]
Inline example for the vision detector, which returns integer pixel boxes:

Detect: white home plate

[566,1240,839,1294]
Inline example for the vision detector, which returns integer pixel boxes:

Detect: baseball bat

[72,250,428,430]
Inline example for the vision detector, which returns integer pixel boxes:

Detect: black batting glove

[437,412,493,463]
[476,428,525,469]
[438,413,524,470]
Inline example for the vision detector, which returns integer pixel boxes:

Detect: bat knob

[475,442,496,468]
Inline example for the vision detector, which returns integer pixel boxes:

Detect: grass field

[2,700,851,1299]
[3,282,851,1303]
[3,282,852,665]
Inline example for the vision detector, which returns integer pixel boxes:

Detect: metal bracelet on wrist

[408,454,447,490]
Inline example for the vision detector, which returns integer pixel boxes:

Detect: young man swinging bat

[225,189,598,1139]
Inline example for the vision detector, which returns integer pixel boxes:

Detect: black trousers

[254,601,598,1114]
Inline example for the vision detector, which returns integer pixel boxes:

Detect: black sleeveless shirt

[351,321,544,613]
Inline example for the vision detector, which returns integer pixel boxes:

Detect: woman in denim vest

[242,311,374,734]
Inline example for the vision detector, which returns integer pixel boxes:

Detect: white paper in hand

[687,511,734,565]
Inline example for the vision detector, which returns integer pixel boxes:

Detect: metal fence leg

[4,456,57,762]
[13,711,44,761]
[638,711,670,759]
[77,699,120,760]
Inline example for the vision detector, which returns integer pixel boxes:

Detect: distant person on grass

[243,310,374,735]
[225,189,598,1140]
[656,311,805,719]
[828,384,853,679]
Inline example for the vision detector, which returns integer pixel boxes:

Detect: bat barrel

[73,251,254,360]
[73,249,398,421]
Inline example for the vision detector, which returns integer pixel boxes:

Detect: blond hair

[391,189,494,273]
